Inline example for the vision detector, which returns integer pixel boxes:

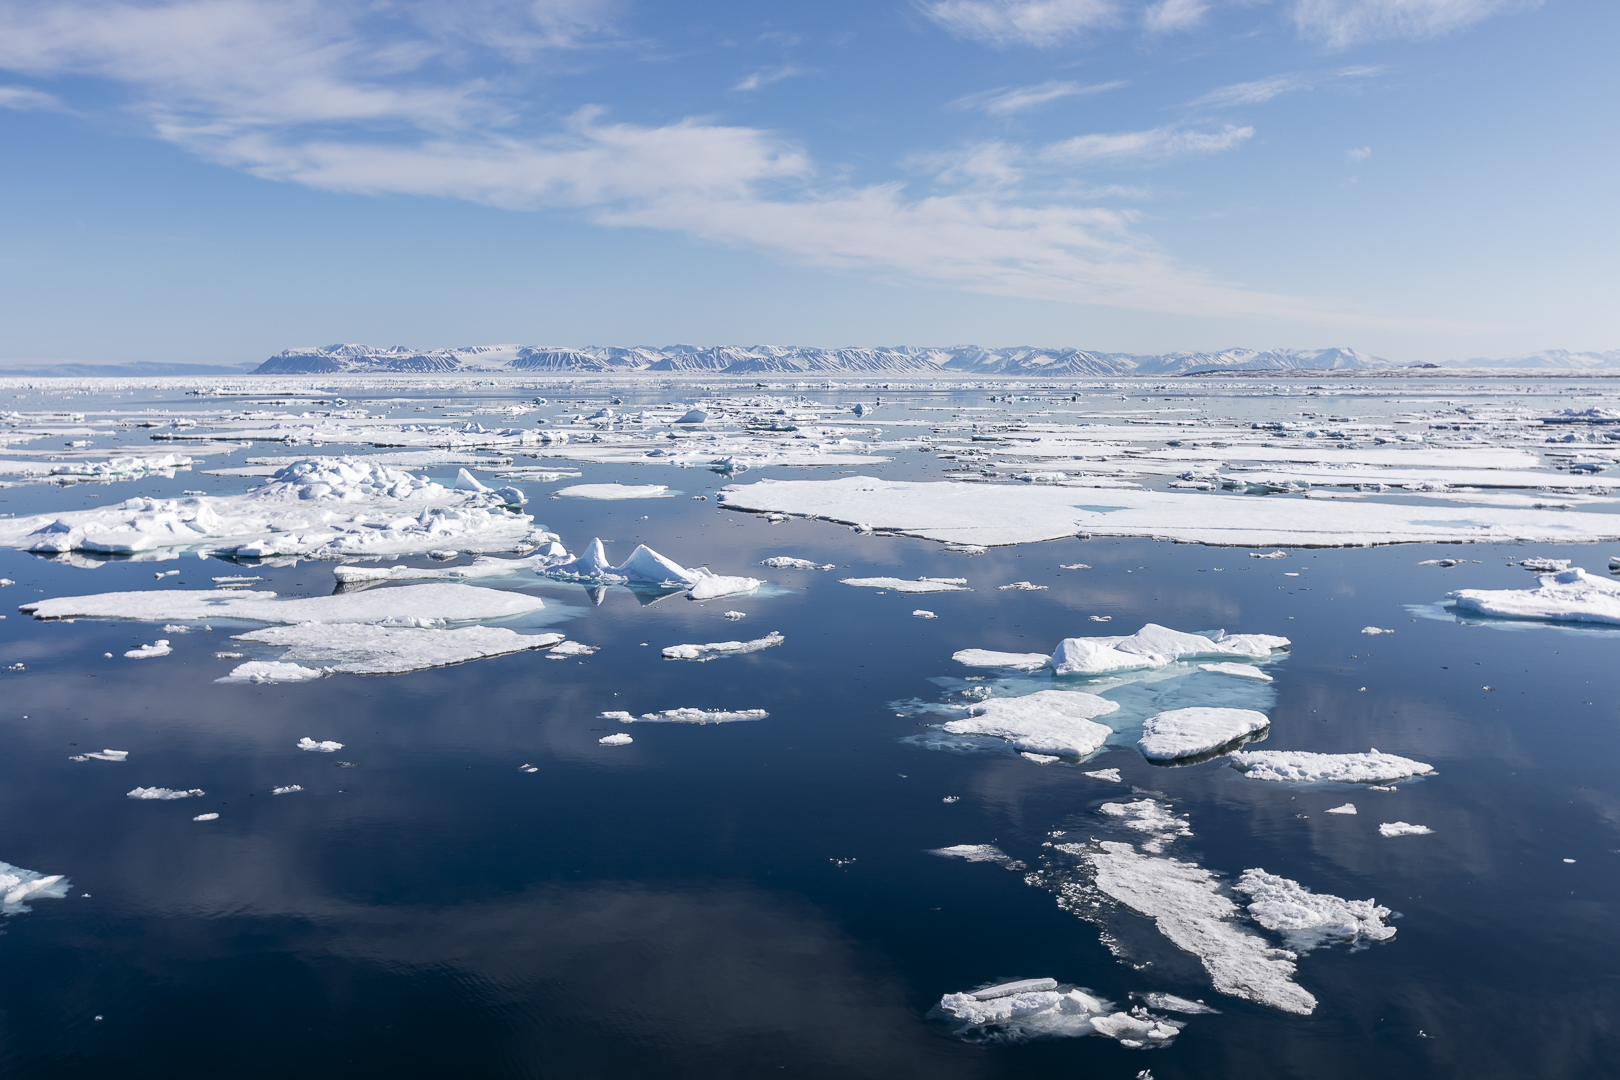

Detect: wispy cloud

[0,83,60,110]
[952,79,1124,115]
[1143,0,1208,34]
[732,65,808,93]
[1042,123,1254,165]
[1189,73,1309,108]
[1291,0,1541,47]
[1346,145,1371,162]
[917,0,1120,47]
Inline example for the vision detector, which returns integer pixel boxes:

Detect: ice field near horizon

[0,374,1617,1078]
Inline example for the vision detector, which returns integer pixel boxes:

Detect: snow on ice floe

[1137,708,1269,762]
[941,690,1120,758]
[1232,869,1395,952]
[913,609,937,618]
[1229,749,1434,785]
[1098,799,1193,853]
[1198,662,1273,681]
[271,785,303,794]
[935,980,1183,1046]
[1379,821,1434,837]
[1325,803,1358,815]
[545,640,598,658]
[598,708,768,725]
[297,738,343,752]
[224,661,324,683]
[761,557,834,570]
[1084,768,1123,782]
[839,576,969,593]
[23,581,547,626]
[1360,626,1394,635]
[598,733,633,745]
[0,457,538,559]
[929,844,1013,864]
[997,581,1048,591]
[1051,624,1289,677]
[661,632,784,662]
[553,483,670,500]
[952,648,1050,671]
[192,812,220,822]
[124,639,172,658]
[127,787,204,800]
[1133,993,1218,1015]
[1447,568,1620,626]
[718,476,1620,548]
[222,626,566,680]
[69,749,128,762]
[0,860,71,916]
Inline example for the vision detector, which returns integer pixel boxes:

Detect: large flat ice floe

[553,483,670,499]
[718,476,1620,547]
[1447,568,1620,626]
[935,980,1183,1046]
[839,576,969,593]
[1233,869,1395,952]
[1137,707,1270,762]
[1228,749,1435,784]
[219,626,567,680]
[0,860,71,916]
[1051,624,1289,677]
[22,582,548,626]
[941,690,1120,757]
[952,648,1051,671]
[0,457,539,559]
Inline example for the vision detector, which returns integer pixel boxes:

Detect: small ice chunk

[661,631,784,662]
[840,576,970,593]
[69,749,129,762]
[761,557,835,570]
[213,651,244,659]
[1233,869,1395,951]
[1133,993,1219,1015]
[1098,798,1192,853]
[1020,752,1061,764]
[913,609,938,619]
[952,648,1050,671]
[1417,559,1458,567]
[271,785,303,794]
[160,624,189,634]
[296,737,343,752]
[554,483,669,500]
[1084,768,1123,782]
[929,844,1011,863]
[1378,821,1433,837]
[998,581,1049,591]
[599,708,768,725]
[192,812,220,822]
[1059,563,1092,570]
[942,690,1120,757]
[1360,626,1394,635]
[1229,749,1434,785]
[224,661,324,683]
[723,610,746,620]
[1250,551,1289,560]
[154,570,179,578]
[1520,558,1572,571]
[0,860,71,915]
[547,640,599,658]
[936,981,1184,1045]
[972,978,1059,999]
[124,639,172,659]
[1089,615,1112,622]
[942,795,960,803]
[1324,803,1357,815]
[598,733,634,746]
[1199,662,1273,681]
[687,573,763,600]
[127,787,204,800]
[1138,708,1269,762]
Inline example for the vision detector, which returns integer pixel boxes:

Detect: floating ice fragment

[1250,551,1289,559]
[223,661,324,683]
[929,844,1011,863]
[723,610,746,620]
[1059,563,1092,570]
[161,624,189,634]
[936,979,1184,1046]
[661,631,784,662]
[1417,559,1458,567]
[1090,615,1112,622]
[547,640,598,658]
[297,738,343,752]
[1021,752,1061,764]
[1199,662,1273,681]
[554,483,669,500]
[761,557,834,570]
[1084,768,1123,782]
[1379,821,1433,837]
[913,609,937,618]
[1098,799,1192,853]
[124,640,171,659]
[1233,869,1395,951]
[942,795,960,803]
[1360,626,1394,635]
[598,733,634,746]
[597,708,768,725]
[271,785,302,794]
[687,573,763,600]
[1132,993,1218,1015]
[68,749,128,762]
[1138,708,1270,762]
[192,813,220,822]
[840,577,970,593]
[24,581,547,626]
[998,581,1049,591]
[1324,803,1357,815]
[225,626,565,679]
[1229,749,1434,784]
[127,787,204,800]
[0,860,70,915]
[942,690,1119,757]
[1448,568,1620,625]
[1052,623,1289,677]
[952,648,1050,671]
[154,570,179,579]
[1520,558,1572,571]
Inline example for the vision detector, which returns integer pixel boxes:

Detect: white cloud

[1042,123,1254,165]
[1143,0,1208,34]
[1189,73,1308,108]
[1346,145,1371,162]
[733,65,808,93]
[917,0,1120,47]
[952,79,1125,115]
[1292,0,1541,47]
[0,83,59,110]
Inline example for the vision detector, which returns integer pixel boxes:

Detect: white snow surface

[719,475,1620,547]
[1137,708,1270,762]
[598,733,633,746]
[1052,624,1289,677]
[929,844,1011,863]
[952,648,1051,671]
[1233,869,1396,951]
[553,483,670,499]
[839,576,970,593]
[0,860,71,916]
[936,983,1183,1045]
[1229,749,1435,784]
[1379,821,1434,837]
[687,573,764,600]
[1098,799,1193,853]
[223,625,564,679]
[1198,662,1273,681]
[69,749,128,762]
[761,557,834,570]
[598,708,768,724]
[1448,568,1620,625]
[661,631,784,661]
[0,457,536,559]
[127,787,204,800]
[124,639,172,658]
[23,581,547,626]
[942,690,1120,757]
[222,661,324,683]
[1084,768,1123,782]
[913,609,937,619]
[1324,803,1358,815]
[296,738,343,752]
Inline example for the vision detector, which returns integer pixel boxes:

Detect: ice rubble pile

[0,457,537,559]
[1447,567,1620,625]
[935,979,1184,1046]
[1232,869,1396,952]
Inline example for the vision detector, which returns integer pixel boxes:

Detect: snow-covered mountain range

[254,343,1390,375]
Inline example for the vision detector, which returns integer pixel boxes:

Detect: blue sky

[0,0,1612,364]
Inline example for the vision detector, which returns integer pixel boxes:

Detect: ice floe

[124,639,172,659]
[271,785,303,794]
[127,787,204,800]
[0,860,71,916]
[1379,821,1434,837]
[192,812,220,822]
[1084,768,1123,782]
[997,581,1048,591]
[1198,662,1273,681]
[839,576,970,593]
[546,640,598,658]
[1228,750,1435,785]
[1324,803,1358,815]
[951,648,1050,671]
[941,690,1120,757]
[929,844,1012,863]
[23,581,548,626]
[1051,624,1289,677]
[599,732,633,745]
[761,557,835,570]
[223,626,566,680]
[936,981,1183,1046]
[1360,626,1394,635]
[598,708,768,724]
[913,609,937,618]
[1137,707,1270,762]
[1132,993,1218,1015]
[69,749,128,762]
[554,483,670,499]
[687,574,764,600]
[1098,799,1193,853]
[223,661,325,683]
[661,631,784,662]
[297,738,343,752]
[1448,568,1620,625]
[1232,869,1395,951]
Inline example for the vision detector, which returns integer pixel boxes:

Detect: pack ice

[1448,568,1620,625]
[1051,624,1289,677]
[1228,750,1435,784]
[0,860,71,916]
[935,980,1183,1046]
[1232,869,1395,952]
[0,457,537,559]
[1137,708,1270,762]
[941,690,1120,757]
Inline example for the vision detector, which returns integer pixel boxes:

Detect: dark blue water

[0,382,1616,1077]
